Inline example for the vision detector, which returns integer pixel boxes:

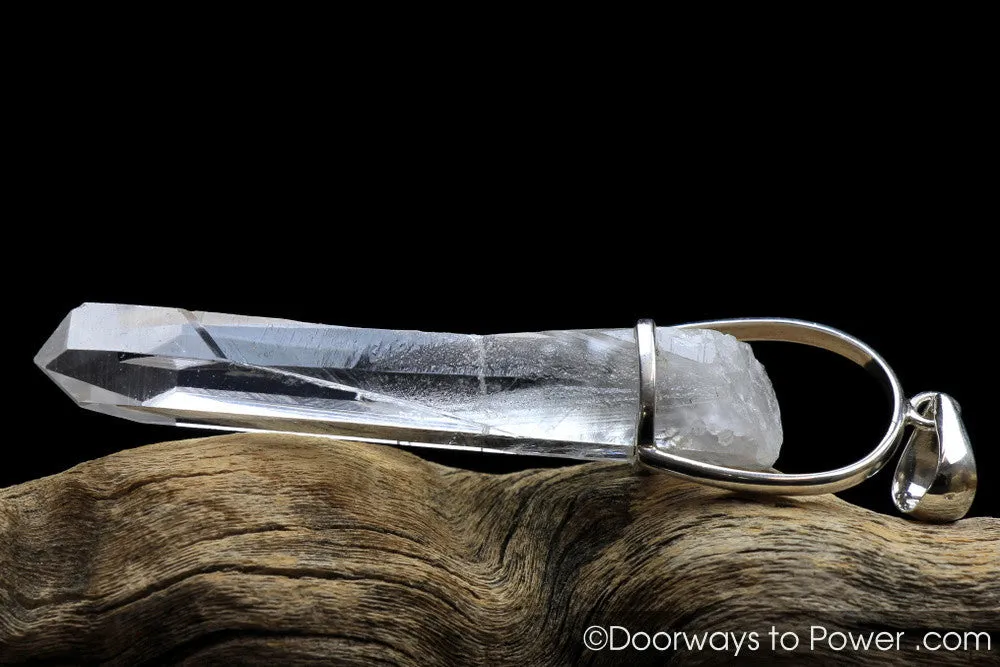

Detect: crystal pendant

[35,303,783,468]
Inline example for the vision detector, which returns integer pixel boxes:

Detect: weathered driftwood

[1,434,997,666]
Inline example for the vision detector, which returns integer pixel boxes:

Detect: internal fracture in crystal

[36,304,783,468]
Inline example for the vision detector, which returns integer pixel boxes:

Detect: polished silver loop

[631,318,976,519]
[906,392,939,430]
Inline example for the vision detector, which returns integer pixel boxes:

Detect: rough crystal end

[653,328,782,469]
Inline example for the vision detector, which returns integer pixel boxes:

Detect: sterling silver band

[634,319,656,456]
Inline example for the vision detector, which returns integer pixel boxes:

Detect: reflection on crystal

[35,303,783,468]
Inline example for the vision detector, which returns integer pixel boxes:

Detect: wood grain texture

[1,433,997,666]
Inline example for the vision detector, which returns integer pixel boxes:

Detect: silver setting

[633,318,977,521]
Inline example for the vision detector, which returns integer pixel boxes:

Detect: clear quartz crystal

[35,303,782,468]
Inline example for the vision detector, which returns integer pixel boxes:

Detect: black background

[7,61,996,520]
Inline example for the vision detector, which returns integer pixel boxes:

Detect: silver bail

[892,392,977,522]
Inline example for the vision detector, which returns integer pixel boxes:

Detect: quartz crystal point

[35,303,783,468]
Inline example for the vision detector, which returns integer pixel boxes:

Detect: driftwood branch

[1,434,997,665]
